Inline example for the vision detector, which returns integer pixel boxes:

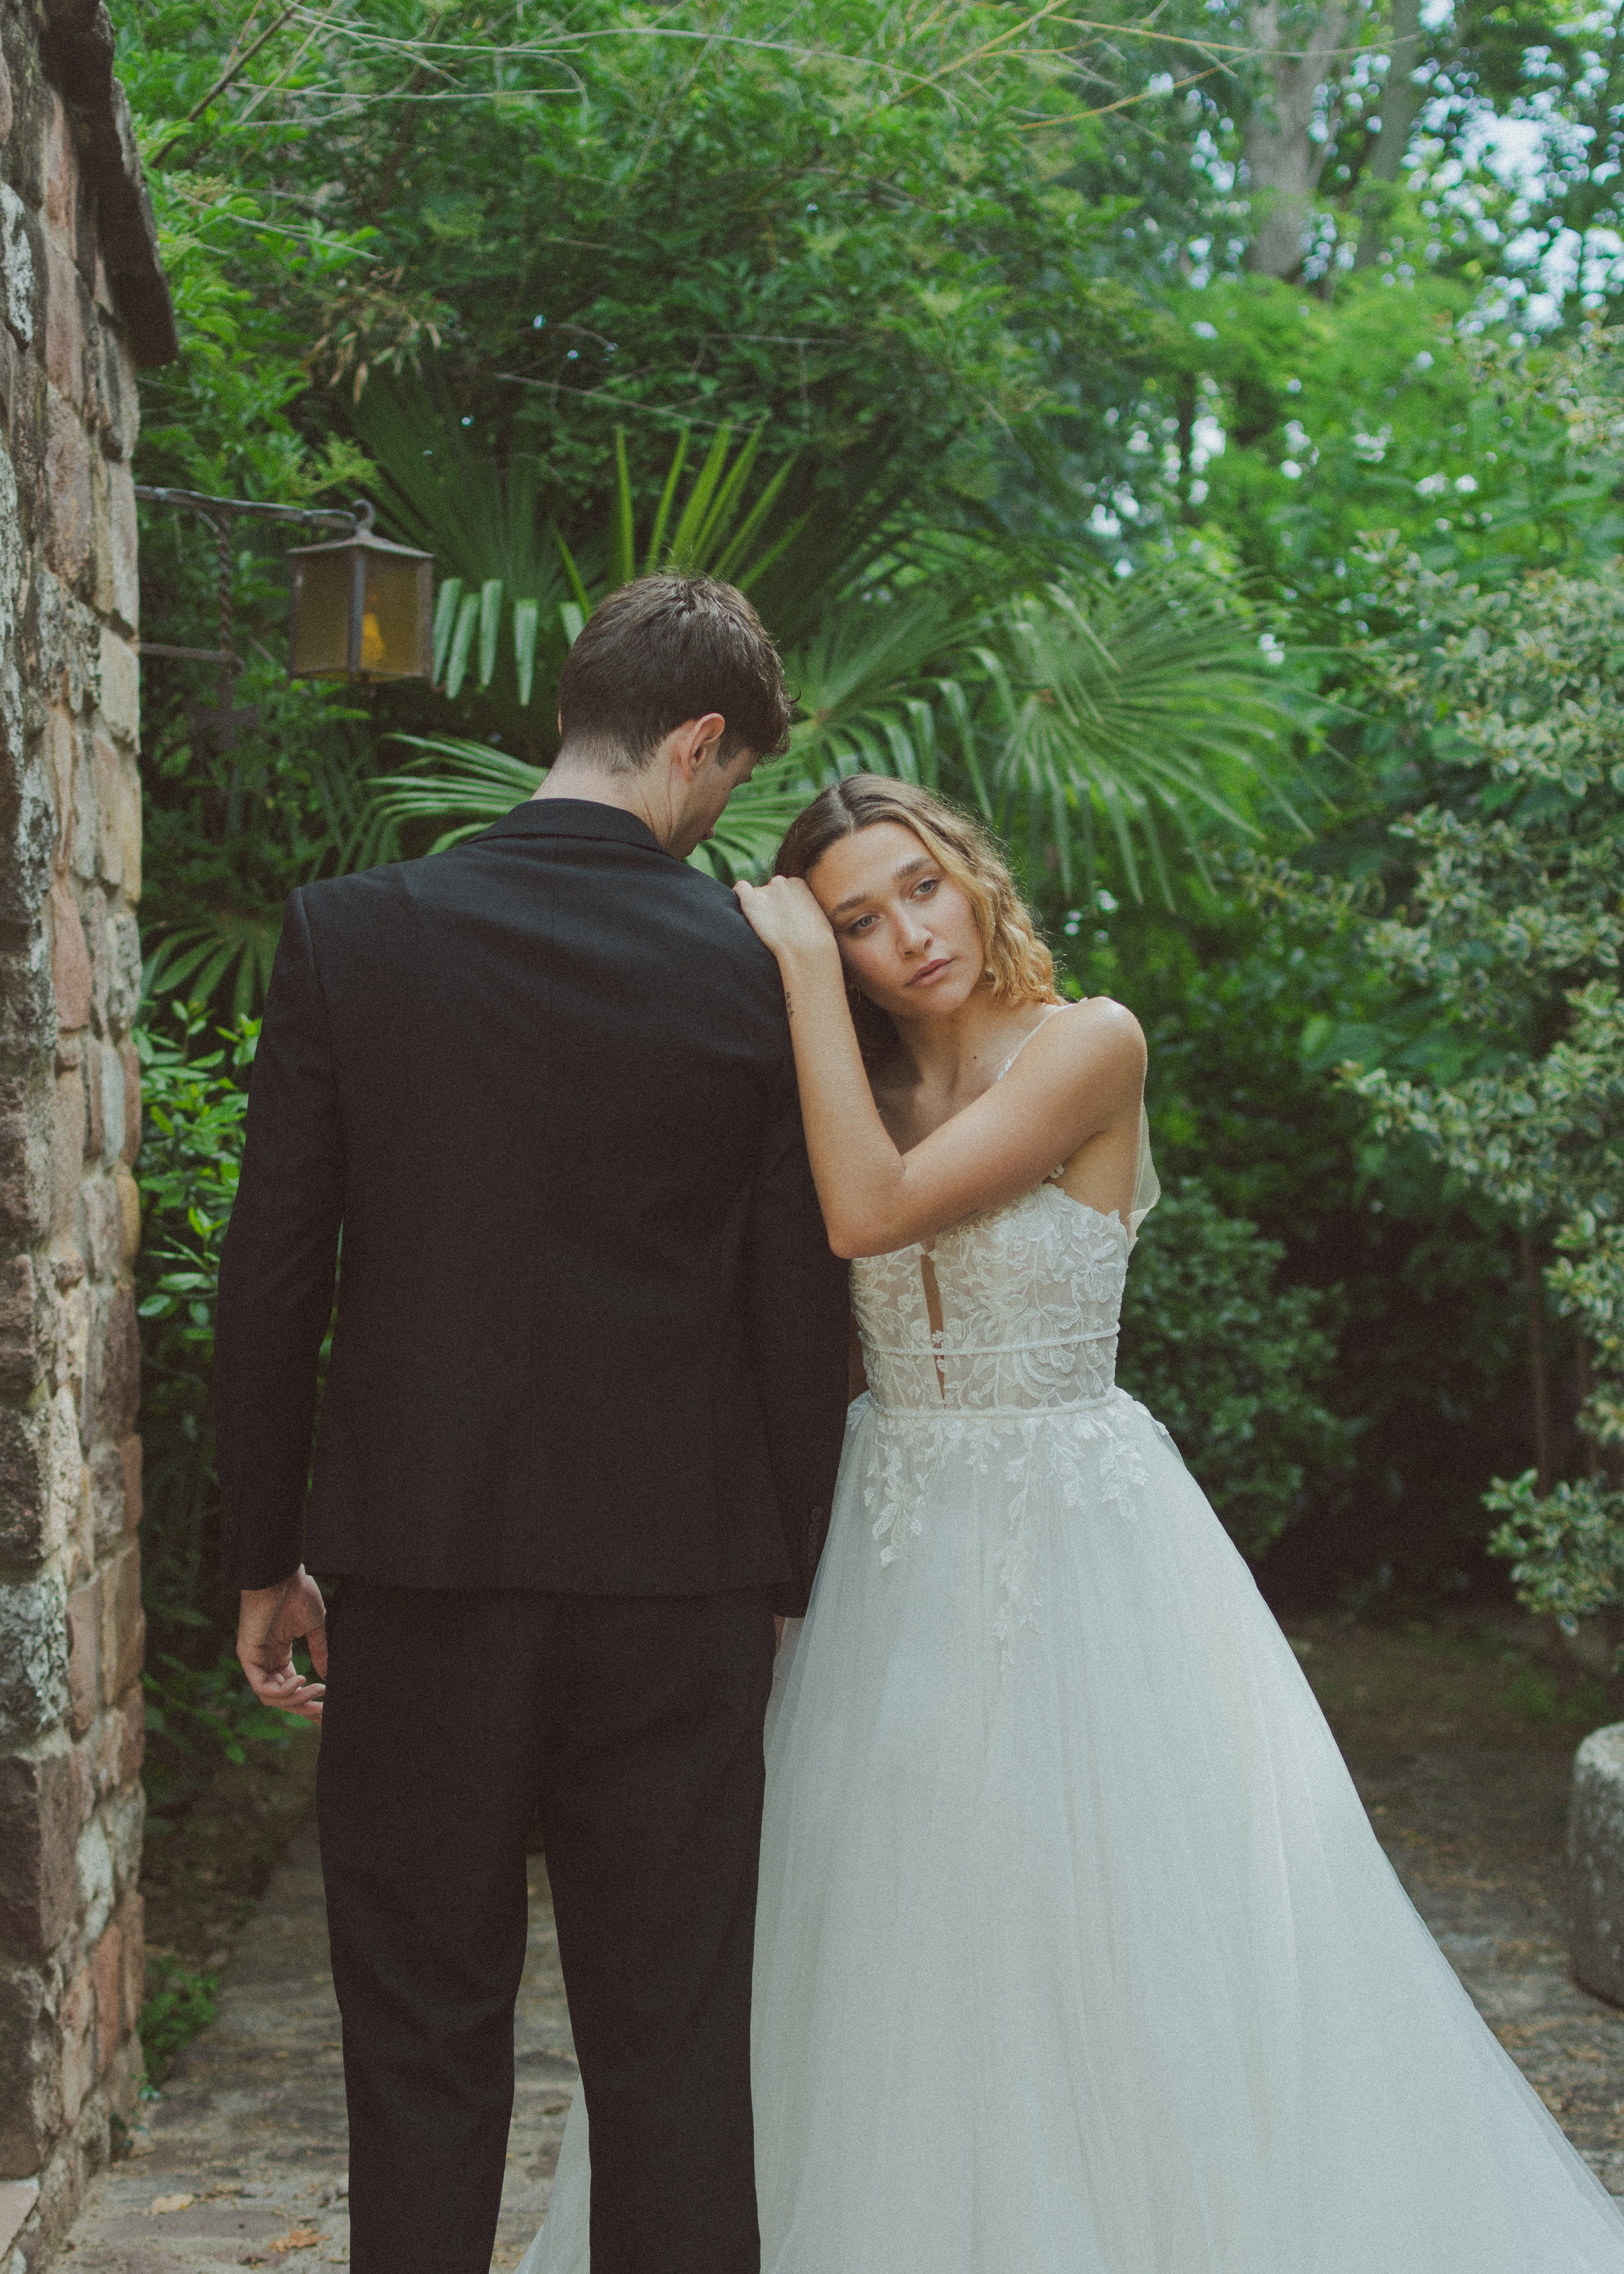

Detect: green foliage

[370,735,816,885]
[372,561,1306,895]
[1117,1178,1352,1559]
[139,1957,220,2087]
[134,1011,256,1660]
[980,566,1309,898]
[1327,339,1624,1627]
[1486,1472,1624,1642]
[142,1654,305,1812]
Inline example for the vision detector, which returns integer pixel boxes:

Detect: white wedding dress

[523,1126,1624,2270]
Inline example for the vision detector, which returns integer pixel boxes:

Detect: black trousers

[316,1583,777,2274]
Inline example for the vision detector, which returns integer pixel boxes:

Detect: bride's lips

[907,956,953,987]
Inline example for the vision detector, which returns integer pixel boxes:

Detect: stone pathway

[58,1710,1624,2271]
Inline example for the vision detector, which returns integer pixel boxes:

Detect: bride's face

[806,822,985,1021]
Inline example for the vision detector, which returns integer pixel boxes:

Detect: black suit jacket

[214,800,850,1613]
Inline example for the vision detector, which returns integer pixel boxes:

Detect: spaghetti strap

[994,1002,1077,1083]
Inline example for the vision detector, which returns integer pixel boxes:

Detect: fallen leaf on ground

[268,2231,323,2254]
[150,2194,195,2215]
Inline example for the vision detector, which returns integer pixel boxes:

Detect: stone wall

[0,4,173,2270]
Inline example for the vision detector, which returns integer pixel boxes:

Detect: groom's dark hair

[557,573,792,774]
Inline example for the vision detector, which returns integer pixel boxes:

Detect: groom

[214,575,850,2274]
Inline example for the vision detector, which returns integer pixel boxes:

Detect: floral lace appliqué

[851,1185,1150,1660]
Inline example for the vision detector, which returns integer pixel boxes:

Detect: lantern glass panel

[289,550,357,677]
[360,549,432,678]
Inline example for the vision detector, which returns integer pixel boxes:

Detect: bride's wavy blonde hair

[775,776,1059,1062]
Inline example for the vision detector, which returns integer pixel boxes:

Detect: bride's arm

[736,877,1145,1259]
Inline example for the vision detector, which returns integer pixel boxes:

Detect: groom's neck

[533,747,673,849]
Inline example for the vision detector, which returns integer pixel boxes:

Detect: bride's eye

[847,912,877,934]
[914,877,940,899]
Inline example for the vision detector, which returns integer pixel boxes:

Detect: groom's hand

[237,1565,328,1724]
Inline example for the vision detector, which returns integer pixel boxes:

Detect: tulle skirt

[523,1389,1624,2271]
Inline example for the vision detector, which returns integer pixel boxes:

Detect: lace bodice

[852,1182,1128,1418]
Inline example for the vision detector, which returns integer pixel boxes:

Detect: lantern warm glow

[288,527,433,682]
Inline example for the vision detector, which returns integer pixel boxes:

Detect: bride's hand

[735,875,839,967]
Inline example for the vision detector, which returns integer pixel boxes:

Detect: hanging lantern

[287,506,434,682]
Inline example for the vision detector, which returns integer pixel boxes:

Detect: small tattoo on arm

[785,992,793,1020]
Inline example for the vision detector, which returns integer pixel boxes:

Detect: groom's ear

[673,712,728,776]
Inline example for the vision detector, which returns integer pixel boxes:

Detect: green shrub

[139,1957,220,2085]
[1118,1177,1352,1559]
[135,1008,255,1661]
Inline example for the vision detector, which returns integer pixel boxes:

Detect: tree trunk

[1520,1230,1554,1498]
[1353,0,1427,268]
[1243,0,1354,279]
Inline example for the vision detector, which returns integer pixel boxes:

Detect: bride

[523,774,1624,2272]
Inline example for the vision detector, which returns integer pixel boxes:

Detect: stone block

[0,937,52,1076]
[84,1174,120,1281]
[105,460,137,632]
[58,1966,92,2128]
[42,239,86,409]
[51,880,89,1031]
[69,723,97,882]
[41,703,71,864]
[86,1445,122,1559]
[89,320,138,464]
[41,92,80,261]
[96,1043,124,1166]
[96,626,136,749]
[0,1394,53,1565]
[0,47,13,150]
[48,1385,82,1546]
[88,456,136,635]
[113,1161,138,1263]
[0,744,57,930]
[82,1282,137,1447]
[0,1743,77,1955]
[99,1542,141,1702]
[116,1888,143,2031]
[37,572,100,719]
[101,1784,142,1898]
[88,731,119,888]
[117,1045,139,1171]
[0,2182,38,2263]
[0,1073,51,1245]
[0,1250,40,1394]
[116,1680,143,1787]
[1570,1724,1624,2002]
[82,889,109,1031]
[64,1573,99,1737]
[118,1433,139,1534]
[50,1067,81,1237]
[106,909,139,1036]
[0,183,35,351]
[114,756,139,901]
[88,1919,120,2074]
[0,1957,61,2178]
[0,1573,68,1746]
[43,385,91,586]
[82,1037,102,1162]
[73,1811,112,1946]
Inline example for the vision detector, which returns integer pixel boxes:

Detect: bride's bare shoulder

[1042,995,1146,1077]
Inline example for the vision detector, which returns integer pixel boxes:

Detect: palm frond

[144,916,281,1021]
[987,568,1311,902]
[784,587,984,800]
[370,735,820,883]
[369,737,545,853]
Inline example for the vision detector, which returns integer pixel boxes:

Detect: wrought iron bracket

[133,486,376,749]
